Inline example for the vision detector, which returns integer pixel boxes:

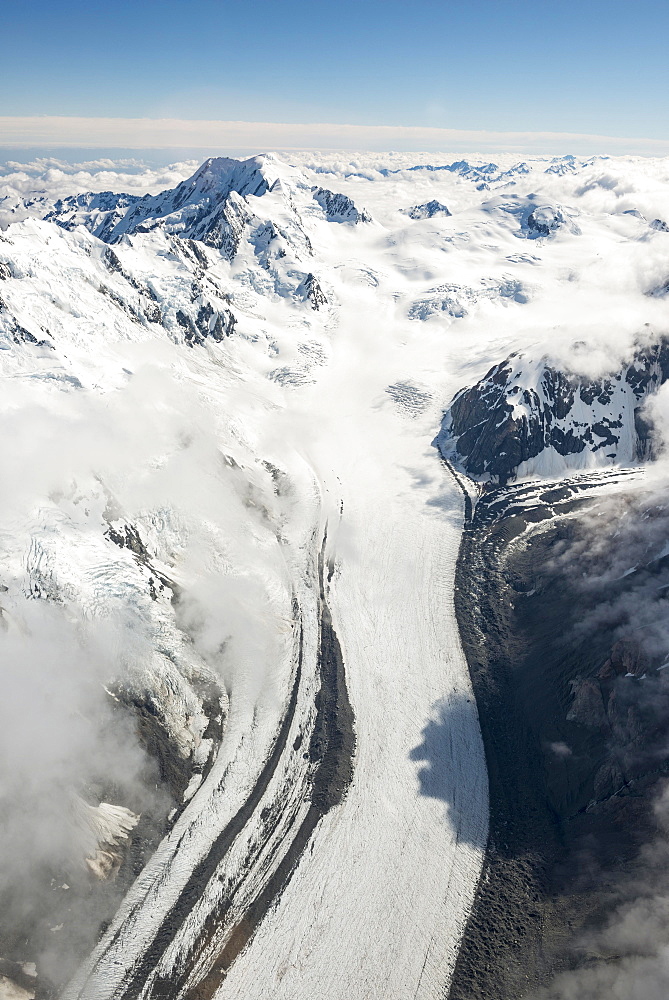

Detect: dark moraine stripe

[99,528,355,1000]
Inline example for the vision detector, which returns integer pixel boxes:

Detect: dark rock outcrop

[175,302,236,347]
[298,273,328,310]
[526,204,570,236]
[310,186,371,224]
[545,154,579,175]
[488,195,580,238]
[436,341,669,484]
[404,199,452,220]
[45,191,143,242]
[0,296,53,349]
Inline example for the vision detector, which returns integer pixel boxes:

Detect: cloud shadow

[409,694,488,849]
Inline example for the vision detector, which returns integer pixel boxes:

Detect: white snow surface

[2,149,668,998]
[217,396,485,1000]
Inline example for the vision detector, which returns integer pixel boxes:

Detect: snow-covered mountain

[2,148,669,1000]
[403,199,452,220]
[436,341,669,484]
[17,154,372,251]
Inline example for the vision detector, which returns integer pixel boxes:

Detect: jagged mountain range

[0,155,380,371]
[21,154,372,250]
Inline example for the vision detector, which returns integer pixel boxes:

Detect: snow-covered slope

[1,148,669,1000]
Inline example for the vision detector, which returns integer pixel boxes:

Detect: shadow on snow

[409,694,487,848]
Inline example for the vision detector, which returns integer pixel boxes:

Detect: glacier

[1,148,669,999]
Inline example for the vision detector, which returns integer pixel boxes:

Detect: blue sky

[2,0,668,145]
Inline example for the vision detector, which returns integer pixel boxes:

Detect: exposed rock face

[407,160,498,188]
[525,204,572,237]
[436,341,669,484]
[16,158,321,319]
[0,295,53,349]
[310,186,371,223]
[117,183,251,259]
[647,276,669,297]
[298,272,328,310]
[0,155,350,361]
[404,199,452,220]
[102,246,162,324]
[175,302,236,346]
[44,191,143,241]
[599,636,651,680]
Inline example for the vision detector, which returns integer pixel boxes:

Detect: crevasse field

[1,150,668,1000]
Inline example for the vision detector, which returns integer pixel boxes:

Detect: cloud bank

[3,116,669,156]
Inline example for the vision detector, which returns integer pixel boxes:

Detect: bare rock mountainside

[0,150,669,1000]
[436,342,669,485]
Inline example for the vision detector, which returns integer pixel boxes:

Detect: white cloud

[3,115,669,156]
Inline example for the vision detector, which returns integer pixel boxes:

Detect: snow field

[219,450,488,999]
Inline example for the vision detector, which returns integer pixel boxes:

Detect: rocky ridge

[436,342,669,484]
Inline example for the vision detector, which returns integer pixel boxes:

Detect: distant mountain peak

[310,186,372,224]
[403,199,452,220]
